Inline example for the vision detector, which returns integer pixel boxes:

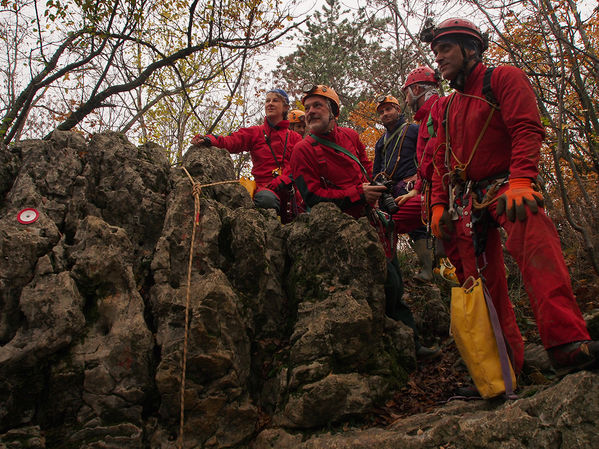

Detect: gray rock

[1,132,597,449]
[253,371,599,449]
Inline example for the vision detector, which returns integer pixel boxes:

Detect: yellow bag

[239,177,257,199]
[450,277,516,399]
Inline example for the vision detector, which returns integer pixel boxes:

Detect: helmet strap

[450,45,479,91]
[423,88,438,103]
[408,85,430,111]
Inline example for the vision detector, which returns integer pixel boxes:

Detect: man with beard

[373,94,433,282]
[291,84,439,360]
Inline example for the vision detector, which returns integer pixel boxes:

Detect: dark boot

[416,344,442,360]
[548,340,599,373]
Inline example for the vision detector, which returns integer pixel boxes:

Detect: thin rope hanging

[177,167,239,448]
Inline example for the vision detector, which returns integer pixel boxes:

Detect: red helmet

[422,18,488,52]
[402,67,439,91]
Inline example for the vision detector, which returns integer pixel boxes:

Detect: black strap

[262,130,289,169]
[482,67,499,109]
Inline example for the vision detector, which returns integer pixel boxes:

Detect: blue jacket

[373,116,419,193]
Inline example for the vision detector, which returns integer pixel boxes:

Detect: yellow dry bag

[239,177,257,199]
[450,277,516,399]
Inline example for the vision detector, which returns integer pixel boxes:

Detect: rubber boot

[412,238,433,282]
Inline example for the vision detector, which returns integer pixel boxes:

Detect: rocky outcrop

[253,371,599,449]
[1,131,598,448]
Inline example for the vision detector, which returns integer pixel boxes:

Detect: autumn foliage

[348,100,384,161]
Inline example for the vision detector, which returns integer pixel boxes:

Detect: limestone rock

[1,132,598,449]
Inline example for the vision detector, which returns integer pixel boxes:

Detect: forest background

[1,0,598,285]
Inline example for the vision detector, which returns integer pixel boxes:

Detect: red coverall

[206,118,303,193]
[291,124,423,336]
[392,95,441,234]
[432,62,590,373]
[290,124,372,218]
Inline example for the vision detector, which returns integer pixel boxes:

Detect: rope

[444,91,496,182]
[177,167,239,448]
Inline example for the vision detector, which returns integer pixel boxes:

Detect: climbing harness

[368,207,397,260]
[262,129,289,177]
[263,128,300,222]
[374,122,409,182]
[442,70,501,222]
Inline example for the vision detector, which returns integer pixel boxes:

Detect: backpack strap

[482,67,500,110]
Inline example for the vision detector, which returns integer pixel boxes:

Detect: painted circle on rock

[17,208,39,224]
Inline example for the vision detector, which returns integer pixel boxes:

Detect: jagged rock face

[0,131,165,446]
[1,131,598,448]
[0,132,412,447]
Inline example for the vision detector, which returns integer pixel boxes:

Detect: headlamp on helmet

[376,94,400,112]
[288,109,305,123]
[301,83,341,117]
[420,17,489,52]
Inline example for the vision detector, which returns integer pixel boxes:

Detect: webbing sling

[380,122,408,179]
[382,122,407,154]
[309,134,371,182]
[426,97,441,139]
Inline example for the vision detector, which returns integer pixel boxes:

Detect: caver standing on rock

[288,109,307,136]
[291,84,439,359]
[423,17,598,378]
[396,66,460,284]
[192,88,303,223]
[373,95,434,283]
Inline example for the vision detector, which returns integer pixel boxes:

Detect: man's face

[265,92,288,122]
[433,41,465,81]
[377,103,400,128]
[290,120,306,136]
[304,96,333,134]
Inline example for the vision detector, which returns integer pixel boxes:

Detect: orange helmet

[288,109,305,123]
[421,17,488,52]
[301,84,340,117]
[402,67,439,91]
[376,94,400,112]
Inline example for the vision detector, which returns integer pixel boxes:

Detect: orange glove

[431,204,454,240]
[496,178,544,222]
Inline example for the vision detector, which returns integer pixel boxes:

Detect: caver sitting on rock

[290,83,439,360]
[192,88,303,223]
